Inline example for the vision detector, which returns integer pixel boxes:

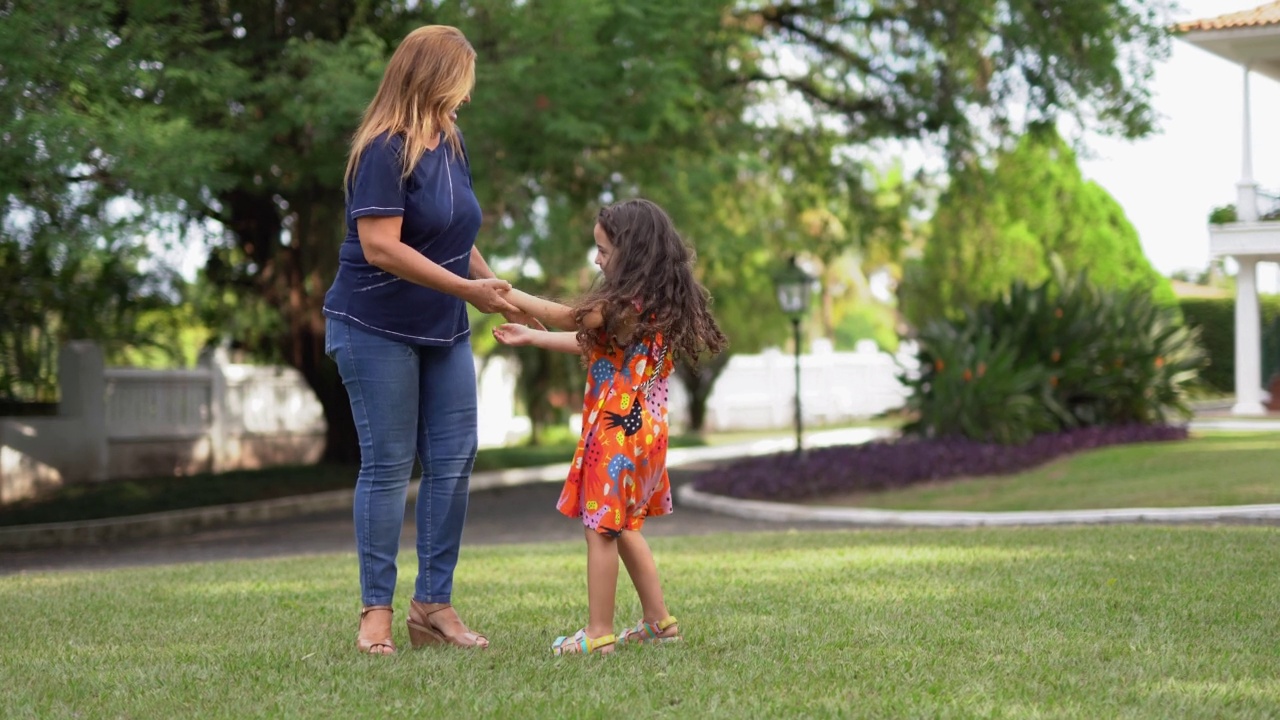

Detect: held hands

[466,279,546,329]
[465,278,520,315]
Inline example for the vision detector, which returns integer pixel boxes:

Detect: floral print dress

[558,332,675,536]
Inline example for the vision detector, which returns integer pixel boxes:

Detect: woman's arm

[467,245,496,280]
[358,216,518,314]
[491,325,582,354]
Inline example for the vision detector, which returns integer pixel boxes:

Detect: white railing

[104,368,213,441]
[670,339,915,432]
[0,344,328,505]
[222,364,326,436]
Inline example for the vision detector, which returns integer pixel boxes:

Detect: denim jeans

[325,317,477,606]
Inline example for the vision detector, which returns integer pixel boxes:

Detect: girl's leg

[326,318,419,608]
[618,530,673,626]
[584,528,620,640]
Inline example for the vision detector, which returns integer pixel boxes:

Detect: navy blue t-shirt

[323,131,481,346]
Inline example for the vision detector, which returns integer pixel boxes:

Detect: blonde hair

[344,25,476,192]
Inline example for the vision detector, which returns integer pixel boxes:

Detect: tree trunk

[674,352,732,434]
[222,185,358,463]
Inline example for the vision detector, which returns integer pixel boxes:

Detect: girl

[492,199,727,655]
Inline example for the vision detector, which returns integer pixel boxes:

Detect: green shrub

[1178,297,1280,393]
[903,321,1057,445]
[904,265,1205,444]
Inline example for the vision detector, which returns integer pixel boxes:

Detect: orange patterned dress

[558,332,675,537]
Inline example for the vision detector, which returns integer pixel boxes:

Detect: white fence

[669,339,915,432]
[0,343,327,505]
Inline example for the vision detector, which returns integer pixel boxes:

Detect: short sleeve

[349,135,405,219]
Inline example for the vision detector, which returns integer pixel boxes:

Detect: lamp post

[774,257,815,456]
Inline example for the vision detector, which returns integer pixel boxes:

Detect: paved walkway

[2,420,1275,575]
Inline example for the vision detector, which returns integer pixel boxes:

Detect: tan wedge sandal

[356,605,396,655]
[406,601,489,649]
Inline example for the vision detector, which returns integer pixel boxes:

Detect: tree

[0,0,202,402]
[900,125,1174,327]
[3,0,1175,454]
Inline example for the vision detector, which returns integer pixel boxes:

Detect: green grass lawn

[4,527,1279,718]
[815,432,1280,511]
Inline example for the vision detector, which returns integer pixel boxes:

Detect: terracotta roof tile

[1176,1,1280,32]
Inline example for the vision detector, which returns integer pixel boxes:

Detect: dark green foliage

[904,264,1205,444]
[1178,297,1280,393]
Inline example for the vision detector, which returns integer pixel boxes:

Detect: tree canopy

[1,0,1176,453]
[900,125,1175,327]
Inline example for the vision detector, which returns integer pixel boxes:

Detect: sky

[1077,0,1280,292]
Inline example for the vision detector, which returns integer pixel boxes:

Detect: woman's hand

[492,323,537,347]
[464,278,520,314]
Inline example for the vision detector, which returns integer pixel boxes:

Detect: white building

[1178,2,1280,414]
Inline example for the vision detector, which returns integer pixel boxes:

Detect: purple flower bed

[693,424,1189,501]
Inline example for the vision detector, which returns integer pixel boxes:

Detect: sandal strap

[360,605,394,618]
[552,629,616,655]
[423,603,453,618]
[587,633,616,652]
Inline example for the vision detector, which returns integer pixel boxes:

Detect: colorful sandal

[619,615,681,644]
[551,628,616,655]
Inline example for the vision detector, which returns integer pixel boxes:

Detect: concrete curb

[677,485,1280,527]
[678,419,1280,527]
[0,488,357,551]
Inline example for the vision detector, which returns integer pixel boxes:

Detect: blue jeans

[325,318,478,606]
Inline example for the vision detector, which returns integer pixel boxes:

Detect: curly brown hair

[572,199,728,363]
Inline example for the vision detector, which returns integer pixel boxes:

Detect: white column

[201,345,231,473]
[1238,64,1259,222]
[58,342,109,480]
[1233,257,1267,415]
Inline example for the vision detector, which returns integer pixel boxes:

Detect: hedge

[1179,297,1280,392]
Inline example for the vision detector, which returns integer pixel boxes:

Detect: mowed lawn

[813,432,1280,512]
[4,526,1280,718]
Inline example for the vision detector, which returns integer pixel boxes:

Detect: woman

[323,25,527,654]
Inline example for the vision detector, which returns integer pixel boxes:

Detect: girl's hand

[464,278,520,315]
[492,323,538,347]
[502,308,547,331]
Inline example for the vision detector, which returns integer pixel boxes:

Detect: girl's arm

[504,289,605,331]
[358,216,518,314]
[492,325,582,354]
